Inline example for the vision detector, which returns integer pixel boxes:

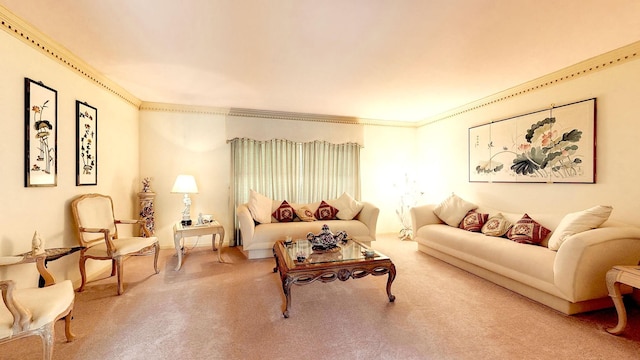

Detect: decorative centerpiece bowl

[307,224,348,251]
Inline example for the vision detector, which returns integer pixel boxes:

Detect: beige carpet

[4,234,640,359]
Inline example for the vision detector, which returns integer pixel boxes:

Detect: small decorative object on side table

[606,265,640,335]
[172,220,225,270]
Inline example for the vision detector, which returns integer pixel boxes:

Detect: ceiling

[2,1,640,122]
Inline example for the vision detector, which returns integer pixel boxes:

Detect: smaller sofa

[237,192,379,259]
[411,195,640,315]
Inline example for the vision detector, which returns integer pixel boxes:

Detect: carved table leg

[211,228,225,263]
[174,232,183,271]
[606,268,627,335]
[386,262,397,302]
[282,276,294,318]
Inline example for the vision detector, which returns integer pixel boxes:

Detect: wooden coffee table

[272,238,396,318]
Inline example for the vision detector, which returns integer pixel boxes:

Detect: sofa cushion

[315,201,339,220]
[434,193,477,227]
[272,200,295,222]
[547,205,613,251]
[506,214,551,245]
[481,213,512,237]
[330,192,364,220]
[248,190,272,224]
[459,210,489,232]
[295,206,317,222]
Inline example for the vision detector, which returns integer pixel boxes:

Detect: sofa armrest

[355,202,379,240]
[410,204,443,236]
[236,204,255,247]
[554,226,640,302]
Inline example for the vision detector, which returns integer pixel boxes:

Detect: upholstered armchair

[71,193,160,295]
[0,254,75,360]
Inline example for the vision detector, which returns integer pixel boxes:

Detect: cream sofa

[410,202,640,315]
[237,194,379,259]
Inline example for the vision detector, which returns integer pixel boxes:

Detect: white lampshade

[171,175,198,194]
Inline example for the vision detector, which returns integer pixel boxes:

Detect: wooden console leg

[606,269,627,335]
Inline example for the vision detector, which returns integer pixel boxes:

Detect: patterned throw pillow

[315,200,339,220]
[481,213,512,237]
[506,214,551,245]
[295,206,316,222]
[459,210,489,232]
[272,200,295,222]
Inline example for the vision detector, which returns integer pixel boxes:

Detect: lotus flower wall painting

[469,98,596,183]
[24,78,58,187]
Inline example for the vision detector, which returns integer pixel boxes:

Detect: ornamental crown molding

[139,102,230,115]
[226,108,413,127]
[418,40,640,127]
[0,4,141,107]
[139,102,414,127]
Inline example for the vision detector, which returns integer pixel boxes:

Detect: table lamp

[171,174,198,226]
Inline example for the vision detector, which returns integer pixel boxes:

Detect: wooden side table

[606,265,640,335]
[173,220,225,271]
[18,247,84,287]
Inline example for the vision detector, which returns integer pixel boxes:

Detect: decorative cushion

[506,214,551,245]
[329,192,364,220]
[272,200,295,222]
[295,206,317,222]
[315,201,339,220]
[459,210,489,232]
[433,193,478,227]
[481,213,512,237]
[547,205,613,251]
[248,190,272,224]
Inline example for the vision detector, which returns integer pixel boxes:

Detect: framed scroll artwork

[469,98,596,183]
[76,101,98,186]
[25,78,58,187]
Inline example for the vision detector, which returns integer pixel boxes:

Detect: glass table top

[283,239,386,266]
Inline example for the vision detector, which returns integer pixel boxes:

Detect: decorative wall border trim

[418,40,640,127]
[0,5,141,108]
[139,102,230,115]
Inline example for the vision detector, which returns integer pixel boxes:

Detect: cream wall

[416,57,640,226]
[139,110,229,249]
[0,31,141,284]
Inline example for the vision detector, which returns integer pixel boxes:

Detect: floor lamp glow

[171,174,198,226]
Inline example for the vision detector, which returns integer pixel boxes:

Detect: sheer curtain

[230,138,300,245]
[300,141,361,203]
[229,138,361,246]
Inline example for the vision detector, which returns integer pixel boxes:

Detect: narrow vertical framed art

[76,101,98,186]
[25,78,58,187]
